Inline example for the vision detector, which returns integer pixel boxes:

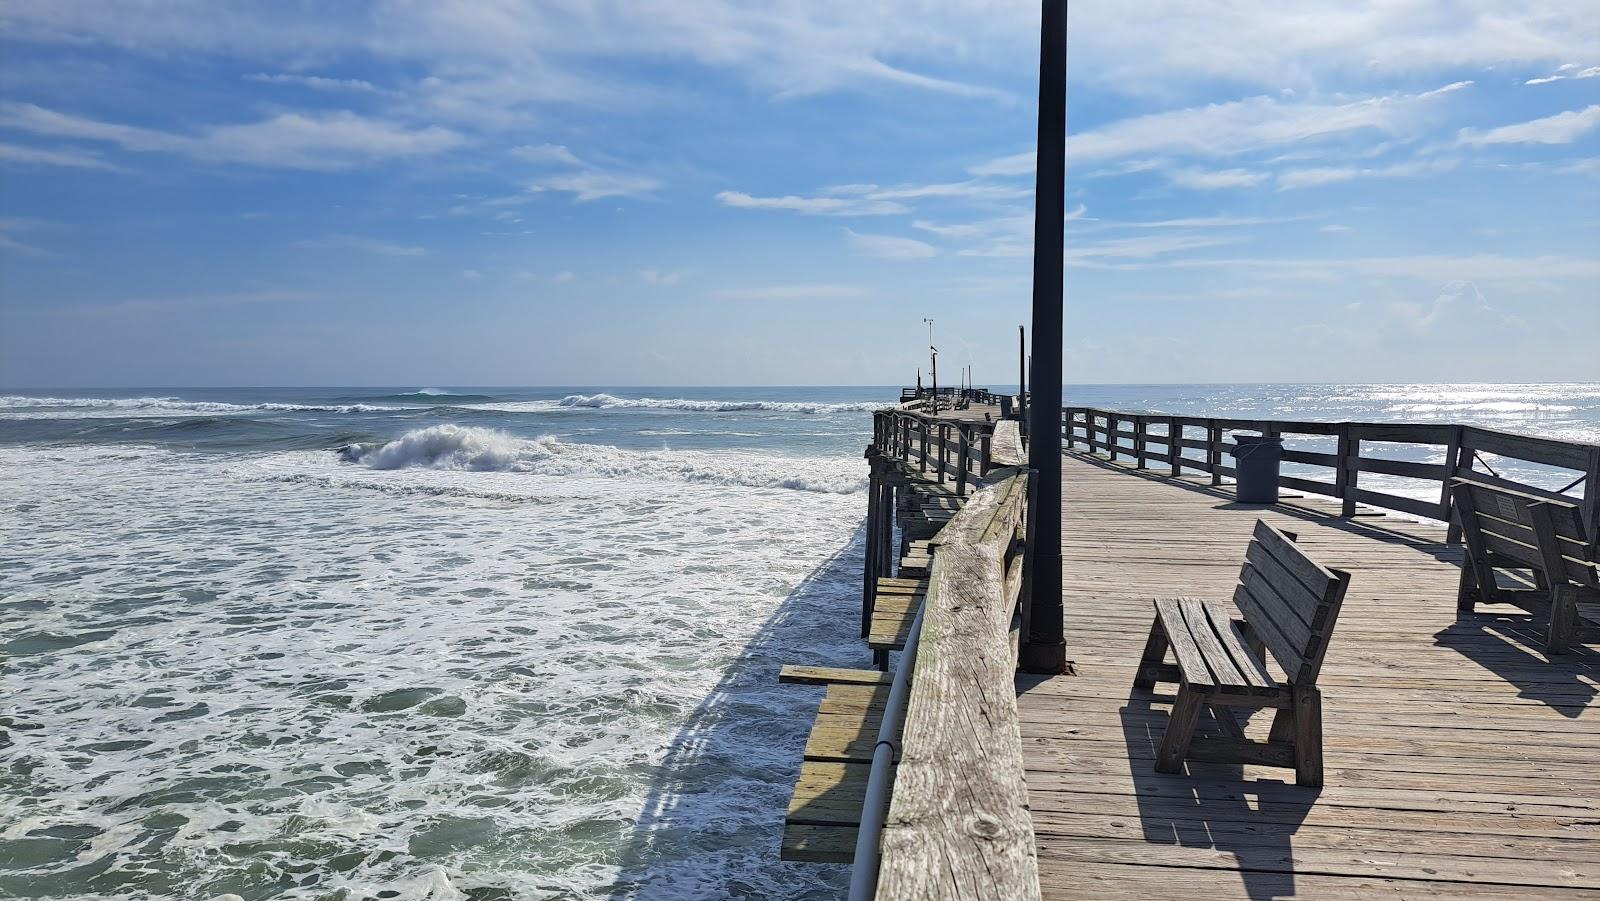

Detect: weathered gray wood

[1154,597,1216,690]
[1202,602,1275,690]
[876,472,1039,901]
[1234,571,1310,675]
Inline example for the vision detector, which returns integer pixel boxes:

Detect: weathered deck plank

[1021,453,1600,899]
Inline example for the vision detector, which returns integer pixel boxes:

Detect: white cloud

[715,190,906,216]
[246,72,381,93]
[1166,168,1269,190]
[552,270,576,283]
[511,143,584,166]
[0,102,464,170]
[716,283,866,300]
[639,269,687,286]
[845,229,936,259]
[0,141,120,170]
[515,144,658,202]
[1277,157,1458,189]
[460,269,483,281]
[1458,105,1600,145]
[296,235,427,256]
[530,170,659,202]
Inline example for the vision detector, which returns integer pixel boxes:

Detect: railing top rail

[873,470,1038,900]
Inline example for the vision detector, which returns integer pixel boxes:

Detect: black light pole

[1018,325,1028,424]
[1020,0,1067,674]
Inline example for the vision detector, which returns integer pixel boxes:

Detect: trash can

[1230,435,1282,503]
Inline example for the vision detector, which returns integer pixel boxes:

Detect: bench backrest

[1231,519,1352,685]
[1450,477,1598,588]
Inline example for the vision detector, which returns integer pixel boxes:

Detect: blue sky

[1,1,1597,387]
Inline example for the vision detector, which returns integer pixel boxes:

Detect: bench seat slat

[1203,602,1276,690]
[1154,597,1214,690]
[1178,597,1243,688]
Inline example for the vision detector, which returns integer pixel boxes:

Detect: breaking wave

[336,424,865,494]
[555,393,882,414]
[0,395,395,416]
[1385,401,1577,414]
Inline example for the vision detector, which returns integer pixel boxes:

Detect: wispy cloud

[0,217,53,256]
[638,269,688,286]
[1277,157,1458,189]
[715,190,906,216]
[246,72,382,93]
[0,102,463,170]
[1459,105,1600,146]
[0,141,121,171]
[1165,168,1269,190]
[530,170,660,202]
[716,283,866,300]
[845,229,936,259]
[296,235,428,256]
[516,144,658,202]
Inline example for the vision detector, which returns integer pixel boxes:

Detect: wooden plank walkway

[1021,452,1600,899]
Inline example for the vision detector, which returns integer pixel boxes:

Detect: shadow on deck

[606,529,866,899]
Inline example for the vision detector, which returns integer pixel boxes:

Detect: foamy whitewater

[3,384,1598,898]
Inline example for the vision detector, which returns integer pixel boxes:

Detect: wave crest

[337,425,864,493]
[556,393,881,414]
[1,395,394,415]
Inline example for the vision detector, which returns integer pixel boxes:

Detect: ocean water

[2,384,1597,899]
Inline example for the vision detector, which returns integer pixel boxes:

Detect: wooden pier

[779,391,1600,899]
[1023,453,1600,898]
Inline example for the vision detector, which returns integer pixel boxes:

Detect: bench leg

[1133,618,1170,691]
[873,648,890,672]
[1155,684,1203,774]
[1547,585,1577,656]
[1293,687,1323,787]
[1455,559,1477,614]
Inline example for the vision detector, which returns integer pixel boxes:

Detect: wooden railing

[874,409,998,497]
[901,386,1006,410]
[862,422,1039,900]
[1063,407,1600,537]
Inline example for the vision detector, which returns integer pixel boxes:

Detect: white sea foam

[0,395,398,417]
[335,424,867,494]
[1,441,861,897]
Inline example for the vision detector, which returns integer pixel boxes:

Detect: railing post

[1108,415,1119,462]
[1441,424,1464,543]
[919,420,929,473]
[1208,420,1223,486]
[1337,424,1357,517]
[957,426,970,496]
[862,453,882,638]
[937,423,949,483]
[1135,415,1148,469]
[980,429,993,476]
[1168,417,1181,477]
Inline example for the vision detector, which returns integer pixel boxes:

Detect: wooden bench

[1450,476,1600,654]
[1134,519,1351,786]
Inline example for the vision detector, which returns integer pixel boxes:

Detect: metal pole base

[1018,638,1069,675]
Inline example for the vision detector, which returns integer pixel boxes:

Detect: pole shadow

[605,527,868,899]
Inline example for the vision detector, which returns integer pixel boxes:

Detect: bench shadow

[1120,689,1318,901]
[605,528,868,899]
[1432,614,1598,716]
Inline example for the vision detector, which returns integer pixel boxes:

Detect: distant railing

[1063,407,1600,539]
[874,408,998,498]
[901,386,1005,411]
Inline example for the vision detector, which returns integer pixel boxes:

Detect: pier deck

[1020,453,1600,898]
